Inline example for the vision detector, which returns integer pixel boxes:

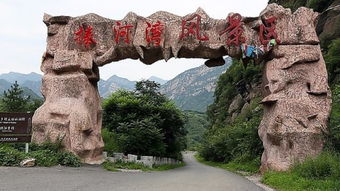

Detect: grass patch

[102,160,185,172]
[195,153,259,175]
[262,151,340,191]
[153,162,186,171]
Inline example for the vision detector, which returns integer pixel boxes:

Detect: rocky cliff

[160,58,231,112]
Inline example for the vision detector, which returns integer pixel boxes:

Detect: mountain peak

[148,76,168,85]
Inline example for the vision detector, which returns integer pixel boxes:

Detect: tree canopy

[102,80,187,159]
[0,81,43,113]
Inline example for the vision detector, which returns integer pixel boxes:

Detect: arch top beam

[42,3,318,69]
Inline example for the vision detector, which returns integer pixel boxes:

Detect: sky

[0,0,268,81]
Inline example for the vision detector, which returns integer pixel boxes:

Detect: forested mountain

[160,58,231,112]
[0,72,42,98]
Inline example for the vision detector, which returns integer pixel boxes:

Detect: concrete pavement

[0,152,264,191]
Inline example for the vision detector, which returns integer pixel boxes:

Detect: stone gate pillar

[32,15,104,164]
[259,5,332,171]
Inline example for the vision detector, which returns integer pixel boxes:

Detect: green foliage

[102,161,119,172]
[29,150,59,167]
[268,0,307,11]
[324,39,340,153]
[195,153,259,175]
[0,142,81,167]
[135,80,167,105]
[325,38,340,84]
[116,118,166,156]
[57,151,81,167]
[306,0,334,12]
[29,141,63,152]
[0,81,43,112]
[262,152,340,191]
[152,162,186,171]
[183,111,209,150]
[0,145,26,166]
[103,160,151,171]
[27,98,44,113]
[201,60,263,164]
[292,151,340,179]
[102,160,185,172]
[103,80,187,159]
[1,81,30,112]
[327,84,340,152]
[101,128,119,152]
[200,106,263,163]
[207,60,262,126]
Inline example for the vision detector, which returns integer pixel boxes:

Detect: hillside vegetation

[183,111,209,150]
[199,60,263,169]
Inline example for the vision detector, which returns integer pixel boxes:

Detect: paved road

[0,152,263,191]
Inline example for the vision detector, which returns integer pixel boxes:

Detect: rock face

[33,3,331,168]
[20,158,36,167]
[160,60,230,112]
[259,4,332,171]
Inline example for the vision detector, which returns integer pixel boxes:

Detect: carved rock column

[259,5,332,171]
[32,16,104,164]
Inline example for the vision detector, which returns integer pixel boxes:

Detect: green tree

[183,111,209,150]
[325,38,340,84]
[103,80,187,159]
[135,80,167,105]
[116,118,166,156]
[324,39,340,152]
[1,81,30,112]
[27,98,44,113]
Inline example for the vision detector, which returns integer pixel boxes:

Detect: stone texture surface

[20,158,36,167]
[259,45,331,172]
[33,3,331,168]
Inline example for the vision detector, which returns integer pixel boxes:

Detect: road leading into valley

[0,152,264,191]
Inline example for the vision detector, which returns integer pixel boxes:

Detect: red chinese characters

[259,16,280,45]
[219,13,245,46]
[145,21,164,46]
[179,14,209,41]
[113,21,133,44]
[74,25,96,48]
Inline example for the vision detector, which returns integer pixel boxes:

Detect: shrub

[0,145,26,166]
[102,160,185,172]
[29,140,63,152]
[292,151,340,179]
[306,0,333,12]
[28,149,81,167]
[262,152,340,191]
[101,128,119,152]
[57,151,81,167]
[200,58,264,165]
[116,118,166,156]
[200,103,263,163]
[29,150,59,167]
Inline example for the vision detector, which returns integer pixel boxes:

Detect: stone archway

[32,3,331,170]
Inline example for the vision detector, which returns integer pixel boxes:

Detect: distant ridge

[148,76,168,85]
[160,58,232,112]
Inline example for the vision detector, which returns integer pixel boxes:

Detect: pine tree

[1,81,30,112]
